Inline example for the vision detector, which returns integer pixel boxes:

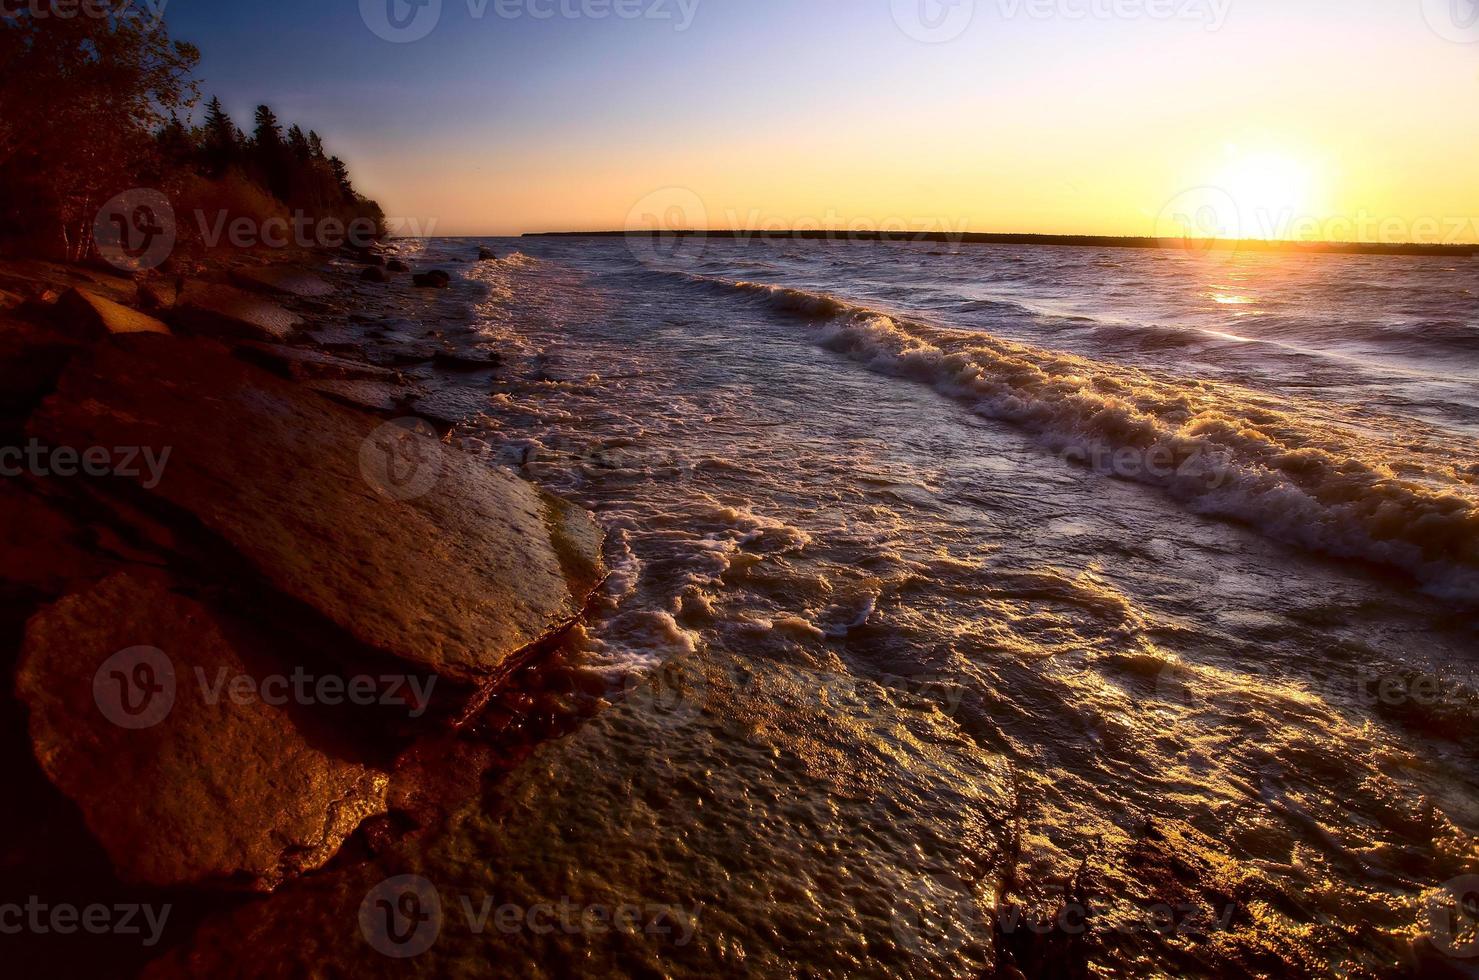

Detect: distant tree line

[0,2,383,264]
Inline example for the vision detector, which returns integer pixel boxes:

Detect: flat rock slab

[29,337,605,685]
[233,340,405,383]
[15,570,389,891]
[306,378,422,414]
[56,288,171,340]
[172,282,302,342]
[230,265,336,299]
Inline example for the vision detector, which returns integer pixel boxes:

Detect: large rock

[171,282,302,342]
[0,316,78,424]
[15,570,389,890]
[230,265,336,299]
[29,337,605,685]
[55,287,171,340]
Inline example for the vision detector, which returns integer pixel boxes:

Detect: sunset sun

[1213,150,1318,239]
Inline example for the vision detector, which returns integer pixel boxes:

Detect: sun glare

[1213,151,1317,239]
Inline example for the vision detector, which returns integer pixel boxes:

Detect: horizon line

[502,230,1477,258]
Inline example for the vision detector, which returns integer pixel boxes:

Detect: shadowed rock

[55,288,170,340]
[29,337,605,685]
[171,282,303,342]
[15,570,389,891]
[385,259,409,273]
[360,266,388,284]
[477,246,497,261]
[230,265,336,299]
[413,270,451,289]
[0,316,79,424]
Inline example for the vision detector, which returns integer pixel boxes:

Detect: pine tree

[200,96,239,177]
[287,124,310,162]
[328,156,354,201]
[252,105,283,152]
[306,130,325,161]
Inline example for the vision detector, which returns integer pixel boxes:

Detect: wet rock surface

[28,336,604,684]
[229,265,336,299]
[15,569,390,891]
[171,282,303,342]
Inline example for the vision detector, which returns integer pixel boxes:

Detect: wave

[668,272,1479,598]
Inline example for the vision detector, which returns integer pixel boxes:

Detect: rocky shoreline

[0,243,609,975]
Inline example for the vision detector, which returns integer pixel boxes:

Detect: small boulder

[477,246,497,262]
[385,259,409,273]
[15,570,390,891]
[170,282,303,343]
[360,266,389,284]
[413,270,452,289]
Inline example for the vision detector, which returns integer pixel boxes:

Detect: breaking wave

[671,272,1479,598]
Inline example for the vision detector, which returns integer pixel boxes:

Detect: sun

[1213,151,1317,240]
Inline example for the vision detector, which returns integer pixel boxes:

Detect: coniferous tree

[200,96,239,177]
[328,156,354,202]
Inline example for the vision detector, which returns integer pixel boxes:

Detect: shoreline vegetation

[526,230,1479,258]
[0,6,611,975]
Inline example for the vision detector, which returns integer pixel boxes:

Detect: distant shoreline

[522,230,1477,259]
